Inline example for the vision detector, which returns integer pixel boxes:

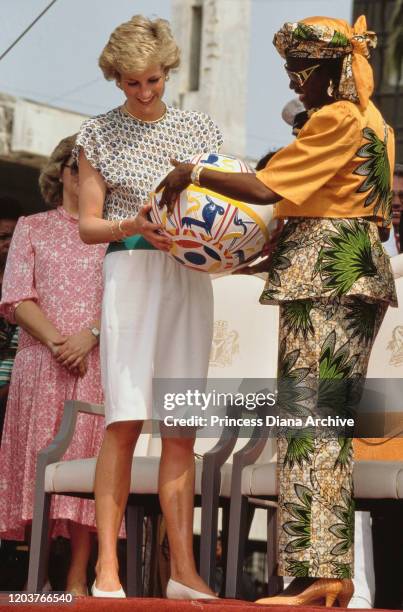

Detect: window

[189,5,203,92]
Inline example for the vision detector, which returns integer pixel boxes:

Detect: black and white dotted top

[74,105,223,220]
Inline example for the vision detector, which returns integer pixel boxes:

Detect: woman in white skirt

[77,15,222,599]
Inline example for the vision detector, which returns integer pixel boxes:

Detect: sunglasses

[63,159,79,175]
[285,63,321,88]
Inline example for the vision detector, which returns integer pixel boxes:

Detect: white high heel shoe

[166,578,218,600]
[91,581,126,598]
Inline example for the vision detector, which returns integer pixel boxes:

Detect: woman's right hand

[122,205,172,251]
[47,332,66,355]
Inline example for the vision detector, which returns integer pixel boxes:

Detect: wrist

[87,325,100,343]
[46,331,63,355]
[109,219,122,242]
[47,331,63,345]
[118,218,132,239]
[109,218,134,242]
[190,164,204,187]
[132,214,143,236]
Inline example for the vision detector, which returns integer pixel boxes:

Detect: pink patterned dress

[0,207,106,540]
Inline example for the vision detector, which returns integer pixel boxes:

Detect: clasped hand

[49,329,97,377]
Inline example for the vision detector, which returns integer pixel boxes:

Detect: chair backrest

[197,274,279,460]
[209,274,278,378]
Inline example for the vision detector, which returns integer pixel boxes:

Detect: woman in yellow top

[159,15,397,607]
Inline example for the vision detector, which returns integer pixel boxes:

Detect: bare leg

[159,434,215,596]
[94,420,143,591]
[66,522,91,595]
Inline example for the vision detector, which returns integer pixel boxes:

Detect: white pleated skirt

[101,250,214,426]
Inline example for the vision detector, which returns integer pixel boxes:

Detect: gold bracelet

[118,218,130,238]
[110,220,122,242]
[190,164,204,187]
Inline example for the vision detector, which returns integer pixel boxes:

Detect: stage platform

[0,595,394,612]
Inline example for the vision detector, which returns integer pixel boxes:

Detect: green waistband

[106,234,156,255]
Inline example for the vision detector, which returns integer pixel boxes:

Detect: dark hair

[0,196,22,220]
[255,149,283,172]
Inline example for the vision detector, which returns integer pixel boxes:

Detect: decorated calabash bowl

[150,153,274,274]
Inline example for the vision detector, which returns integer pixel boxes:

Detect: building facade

[170,0,251,158]
[0,94,87,214]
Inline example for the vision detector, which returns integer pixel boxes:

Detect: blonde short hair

[99,15,180,81]
[39,134,76,208]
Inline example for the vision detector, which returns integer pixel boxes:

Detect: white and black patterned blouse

[75,105,223,221]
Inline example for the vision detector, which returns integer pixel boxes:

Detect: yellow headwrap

[273,15,377,109]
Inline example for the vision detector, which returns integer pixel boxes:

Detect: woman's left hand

[232,256,272,276]
[52,329,98,369]
[156,159,194,214]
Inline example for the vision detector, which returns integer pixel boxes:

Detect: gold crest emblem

[387,325,403,366]
[209,320,239,368]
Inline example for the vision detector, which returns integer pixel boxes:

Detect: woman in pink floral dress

[0,135,106,594]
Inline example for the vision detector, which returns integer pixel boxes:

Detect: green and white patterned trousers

[276,296,388,578]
